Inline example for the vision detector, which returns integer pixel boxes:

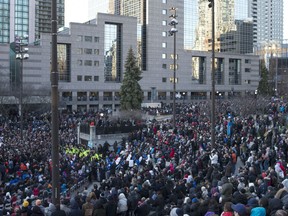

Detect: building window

[77,48,83,54]
[104,23,122,82]
[162,77,167,82]
[170,77,178,83]
[84,48,92,54]
[162,32,167,37]
[94,49,100,55]
[191,56,206,84]
[76,35,83,41]
[245,59,251,64]
[228,58,241,85]
[77,60,82,66]
[162,64,167,69]
[57,43,71,82]
[84,36,92,42]
[171,54,178,59]
[94,76,99,81]
[245,68,251,72]
[94,61,99,66]
[84,60,92,66]
[162,54,167,59]
[162,20,167,26]
[84,76,92,81]
[170,64,179,70]
[244,80,251,84]
[94,37,100,42]
[162,9,167,15]
[77,75,82,81]
[162,42,167,48]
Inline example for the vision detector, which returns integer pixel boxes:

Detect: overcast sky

[65,0,288,40]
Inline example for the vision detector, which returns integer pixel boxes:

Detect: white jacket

[210,153,218,165]
[117,193,128,213]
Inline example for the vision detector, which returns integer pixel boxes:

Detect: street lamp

[255,89,258,112]
[15,35,29,142]
[169,7,178,129]
[182,92,186,104]
[208,0,216,148]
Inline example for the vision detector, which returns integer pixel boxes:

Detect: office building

[1,10,260,111]
[0,0,64,43]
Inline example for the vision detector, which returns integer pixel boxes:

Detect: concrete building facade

[1,11,260,111]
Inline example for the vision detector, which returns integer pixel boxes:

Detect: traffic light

[15,36,20,53]
[208,0,213,8]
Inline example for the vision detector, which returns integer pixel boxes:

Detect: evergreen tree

[258,60,274,96]
[120,47,143,110]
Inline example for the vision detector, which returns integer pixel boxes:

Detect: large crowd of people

[1,97,288,216]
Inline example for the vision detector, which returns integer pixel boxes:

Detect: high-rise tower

[0,0,64,43]
[248,0,283,45]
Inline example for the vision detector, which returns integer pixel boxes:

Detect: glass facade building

[0,0,64,43]
[0,0,10,43]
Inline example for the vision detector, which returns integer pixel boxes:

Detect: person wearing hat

[231,203,247,216]
[21,200,32,215]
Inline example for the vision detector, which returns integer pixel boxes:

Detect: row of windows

[77,60,100,66]
[77,48,100,55]
[77,75,99,81]
[77,35,100,43]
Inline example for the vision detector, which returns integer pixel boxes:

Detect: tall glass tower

[0,0,64,43]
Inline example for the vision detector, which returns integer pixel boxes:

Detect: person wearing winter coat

[92,201,106,216]
[220,202,233,216]
[105,196,117,216]
[269,198,284,216]
[69,198,83,216]
[31,206,44,216]
[220,177,233,203]
[20,200,32,216]
[82,197,94,216]
[51,204,66,216]
[117,193,128,215]
[60,199,71,216]
[45,202,56,216]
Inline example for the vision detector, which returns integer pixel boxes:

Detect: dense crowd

[1,97,288,216]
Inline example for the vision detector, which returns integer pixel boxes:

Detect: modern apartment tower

[248,0,283,45]
[0,0,64,43]
[35,0,65,40]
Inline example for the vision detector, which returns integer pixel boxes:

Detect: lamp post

[15,35,29,142]
[255,89,258,112]
[182,92,186,104]
[51,0,60,206]
[169,7,178,129]
[208,0,216,148]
